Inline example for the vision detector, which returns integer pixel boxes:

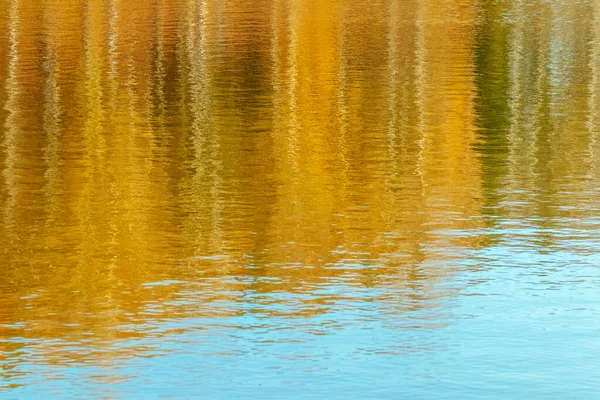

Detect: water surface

[1,0,600,398]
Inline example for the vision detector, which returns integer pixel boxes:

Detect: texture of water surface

[1,0,600,398]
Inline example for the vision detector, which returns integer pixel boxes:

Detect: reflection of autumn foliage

[0,0,598,372]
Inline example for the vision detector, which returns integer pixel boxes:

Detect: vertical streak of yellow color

[83,0,150,315]
[104,0,119,277]
[205,0,224,260]
[2,0,20,237]
[270,0,302,223]
[506,0,524,175]
[382,0,425,264]
[153,0,167,119]
[588,0,600,180]
[77,0,109,276]
[80,0,121,333]
[267,0,345,268]
[411,0,482,249]
[0,0,8,231]
[545,1,580,183]
[530,5,550,185]
[386,0,399,174]
[337,0,392,262]
[146,0,185,234]
[503,3,548,219]
[335,3,349,208]
[528,5,555,225]
[505,1,539,198]
[532,5,551,185]
[113,0,164,287]
[413,0,428,202]
[270,0,281,109]
[386,0,420,156]
[269,0,304,264]
[558,2,595,202]
[1,0,45,249]
[287,0,301,199]
[181,0,225,259]
[39,0,64,254]
[267,0,301,265]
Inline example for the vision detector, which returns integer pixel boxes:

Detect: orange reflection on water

[0,0,599,385]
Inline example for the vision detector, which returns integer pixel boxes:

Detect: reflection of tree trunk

[473,1,511,226]
[266,0,345,267]
[40,1,64,255]
[181,0,224,258]
[589,1,600,180]
[505,1,540,199]
[411,0,482,256]
[2,0,20,235]
[2,0,46,248]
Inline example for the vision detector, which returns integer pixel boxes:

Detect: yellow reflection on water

[0,0,599,380]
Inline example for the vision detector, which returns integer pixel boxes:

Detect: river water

[1,0,600,398]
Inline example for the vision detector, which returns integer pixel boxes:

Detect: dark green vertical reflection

[473,0,510,220]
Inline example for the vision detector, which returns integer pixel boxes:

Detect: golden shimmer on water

[1,0,599,389]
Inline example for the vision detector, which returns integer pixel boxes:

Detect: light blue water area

[6,224,600,399]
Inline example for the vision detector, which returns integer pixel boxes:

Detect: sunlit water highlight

[1,0,600,398]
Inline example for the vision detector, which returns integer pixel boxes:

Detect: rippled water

[1,0,600,398]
